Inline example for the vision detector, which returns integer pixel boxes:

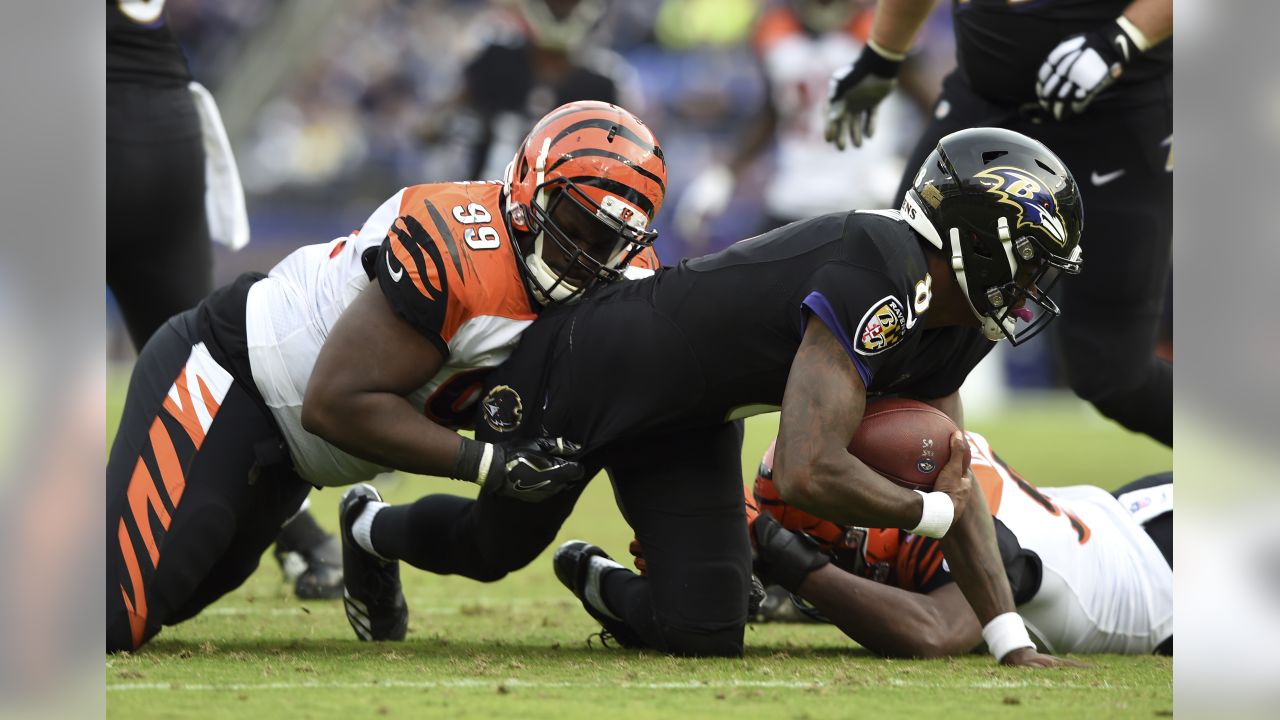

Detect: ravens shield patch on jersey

[856,296,907,356]
[481,385,523,433]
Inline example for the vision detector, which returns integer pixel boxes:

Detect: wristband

[909,490,955,538]
[982,612,1035,662]
[452,437,498,486]
[1115,16,1154,52]
[866,38,908,63]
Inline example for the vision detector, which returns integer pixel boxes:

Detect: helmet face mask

[505,100,667,305]
[901,127,1085,345]
[521,177,656,302]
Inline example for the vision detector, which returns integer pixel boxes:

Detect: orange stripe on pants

[118,521,148,649]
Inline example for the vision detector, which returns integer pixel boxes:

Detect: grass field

[105,370,1173,719]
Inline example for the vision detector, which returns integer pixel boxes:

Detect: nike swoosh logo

[1090,169,1126,186]
[385,249,404,282]
[513,478,552,492]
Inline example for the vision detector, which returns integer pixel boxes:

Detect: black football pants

[107,83,213,350]
[896,73,1173,446]
[106,307,311,652]
[370,421,753,657]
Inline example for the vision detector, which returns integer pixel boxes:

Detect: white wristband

[1116,15,1154,52]
[982,612,1035,662]
[909,490,954,538]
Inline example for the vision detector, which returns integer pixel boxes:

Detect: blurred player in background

[825,0,1173,445]
[675,0,927,247]
[107,0,341,601]
[105,100,663,652]
[426,0,643,180]
[742,431,1172,656]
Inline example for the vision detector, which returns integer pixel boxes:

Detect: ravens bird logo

[974,166,1068,247]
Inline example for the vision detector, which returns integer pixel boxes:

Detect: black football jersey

[951,0,1171,107]
[480,211,994,452]
[107,0,191,85]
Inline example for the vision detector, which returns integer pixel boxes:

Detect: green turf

[106,368,1172,719]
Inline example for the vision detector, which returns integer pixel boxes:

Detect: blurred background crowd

[107,0,1168,395]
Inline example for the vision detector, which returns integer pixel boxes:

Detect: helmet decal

[974,166,1068,247]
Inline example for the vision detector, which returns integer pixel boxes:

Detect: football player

[825,0,1173,446]
[342,127,1084,666]
[105,101,665,652]
[743,431,1173,656]
[676,0,927,246]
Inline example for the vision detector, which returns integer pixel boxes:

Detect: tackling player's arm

[801,566,980,658]
[303,282,460,476]
[304,206,581,501]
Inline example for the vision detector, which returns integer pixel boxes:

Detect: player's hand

[1035,20,1139,121]
[825,44,902,150]
[751,513,831,592]
[932,431,973,521]
[482,437,584,502]
[1001,647,1090,668]
[628,537,647,575]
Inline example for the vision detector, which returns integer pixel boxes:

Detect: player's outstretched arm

[802,565,981,658]
[774,318,936,529]
[938,478,1082,667]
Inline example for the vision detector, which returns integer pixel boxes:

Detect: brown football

[847,398,959,491]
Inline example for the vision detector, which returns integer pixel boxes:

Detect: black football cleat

[339,484,407,641]
[553,540,643,648]
[293,535,344,600]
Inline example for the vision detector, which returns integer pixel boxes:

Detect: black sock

[276,509,330,553]
[369,494,507,579]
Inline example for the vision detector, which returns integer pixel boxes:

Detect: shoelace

[586,630,619,649]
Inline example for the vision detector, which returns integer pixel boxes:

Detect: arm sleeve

[800,262,910,390]
[375,211,456,359]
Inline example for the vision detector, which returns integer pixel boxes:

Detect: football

[848,398,959,492]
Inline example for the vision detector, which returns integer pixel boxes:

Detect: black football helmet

[901,127,1084,344]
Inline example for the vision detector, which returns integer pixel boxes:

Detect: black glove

[752,513,831,593]
[1035,19,1142,121]
[825,42,903,150]
[456,436,585,502]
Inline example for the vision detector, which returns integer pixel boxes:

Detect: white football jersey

[965,432,1174,654]
[752,8,920,219]
[243,183,534,487]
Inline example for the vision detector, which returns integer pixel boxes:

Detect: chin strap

[949,227,1009,341]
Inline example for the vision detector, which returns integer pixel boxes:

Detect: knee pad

[653,560,748,657]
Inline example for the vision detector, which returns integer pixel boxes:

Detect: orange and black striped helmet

[504,100,666,304]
